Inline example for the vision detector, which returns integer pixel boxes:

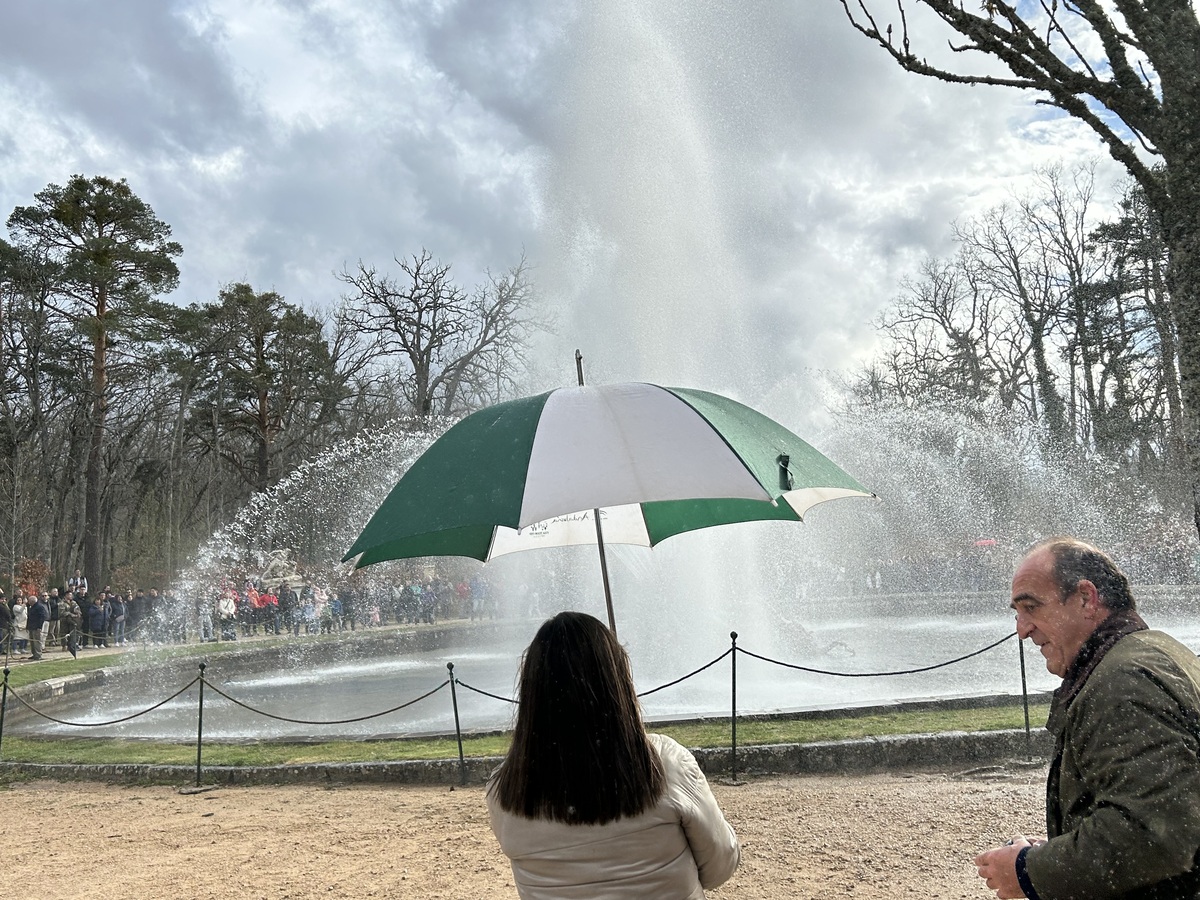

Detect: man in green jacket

[976,538,1200,899]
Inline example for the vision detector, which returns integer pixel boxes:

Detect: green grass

[1,641,249,690]
[3,656,113,688]
[669,703,1050,746]
[0,702,1050,767]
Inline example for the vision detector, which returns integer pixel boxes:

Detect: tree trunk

[1155,75,1200,533]
[1025,313,1069,450]
[256,386,270,493]
[1145,258,1187,466]
[83,288,108,589]
[1159,120,1200,534]
[1164,216,1200,537]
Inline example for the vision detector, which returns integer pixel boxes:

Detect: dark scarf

[1046,608,1148,736]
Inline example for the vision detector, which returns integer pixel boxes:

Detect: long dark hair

[489,611,666,824]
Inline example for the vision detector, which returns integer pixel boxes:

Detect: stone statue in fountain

[260,549,304,592]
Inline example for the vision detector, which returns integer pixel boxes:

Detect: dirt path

[0,764,1043,899]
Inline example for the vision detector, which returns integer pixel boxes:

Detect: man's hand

[974,836,1031,898]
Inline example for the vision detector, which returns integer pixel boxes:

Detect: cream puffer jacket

[487,733,740,899]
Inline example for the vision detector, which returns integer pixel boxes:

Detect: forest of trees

[839,0,1200,535]
[1,161,1194,596]
[0,175,539,594]
[854,163,1189,519]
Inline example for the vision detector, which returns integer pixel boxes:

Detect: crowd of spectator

[0,569,177,660]
[0,568,504,660]
[199,573,498,642]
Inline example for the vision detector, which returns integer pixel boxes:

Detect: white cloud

[0,0,1126,392]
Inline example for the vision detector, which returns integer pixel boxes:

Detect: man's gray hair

[1032,537,1136,612]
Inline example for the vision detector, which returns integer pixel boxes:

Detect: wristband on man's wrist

[1014,845,1042,900]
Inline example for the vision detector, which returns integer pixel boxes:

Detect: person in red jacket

[262,588,280,635]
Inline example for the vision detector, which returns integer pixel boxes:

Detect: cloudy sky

[0,0,1121,403]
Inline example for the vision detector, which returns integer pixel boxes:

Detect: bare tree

[957,203,1069,443]
[867,255,1017,409]
[862,171,1184,509]
[839,0,1200,534]
[338,250,539,417]
[0,240,79,584]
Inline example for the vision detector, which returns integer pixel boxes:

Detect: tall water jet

[535,0,764,391]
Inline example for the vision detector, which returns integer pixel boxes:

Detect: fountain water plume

[179,417,450,599]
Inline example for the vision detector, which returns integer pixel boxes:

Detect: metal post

[0,666,10,762]
[575,349,618,635]
[196,662,207,787]
[730,632,738,781]
[1018,636,1032,760]
[448,662,467,786]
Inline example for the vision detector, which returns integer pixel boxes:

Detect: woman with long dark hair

[487,612,740,898]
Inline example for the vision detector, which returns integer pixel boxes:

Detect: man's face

[1010,549,1103,677]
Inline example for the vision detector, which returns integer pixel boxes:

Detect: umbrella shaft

[592,507,616,634]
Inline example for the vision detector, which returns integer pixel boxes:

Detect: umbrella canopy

[344,382,873,568]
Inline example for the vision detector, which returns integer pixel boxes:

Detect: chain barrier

[735,631,1017,677]
[2,633,1019,728]
[199,677,451,725]
[636,648,734,697]
[451,646,737,704]
[5,676,201,727]
[453,680,517,704]
[0,630,1029,781]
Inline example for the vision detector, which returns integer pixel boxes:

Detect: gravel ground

[0,762,1045,899]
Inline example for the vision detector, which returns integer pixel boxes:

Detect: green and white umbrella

[344,381,874,629]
